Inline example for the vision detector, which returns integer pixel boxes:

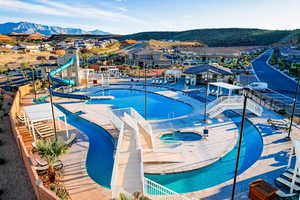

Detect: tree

[36,139,69,183]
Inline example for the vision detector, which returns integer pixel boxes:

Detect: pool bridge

[109,107,193,200]
[207,96,263,118]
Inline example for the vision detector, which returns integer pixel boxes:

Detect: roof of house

[0,34,12,40]
[184,64,232,75]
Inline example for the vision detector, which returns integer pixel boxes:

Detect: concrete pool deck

[21,84,300,200]
[60,84,239,174]
[184,109,300,200]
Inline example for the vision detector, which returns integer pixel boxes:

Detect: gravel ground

[0,116,36,200]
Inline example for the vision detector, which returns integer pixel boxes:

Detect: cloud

[118,7,128,12]
[0,0,142,23]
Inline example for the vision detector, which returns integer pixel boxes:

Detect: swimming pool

[58,105,263,193]
[146,111,263,193]
[57,105,115,188]
[86,89,193,120]
[160,132,202,142]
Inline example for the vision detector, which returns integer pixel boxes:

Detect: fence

[8,84,59,200]
[144,177,192,200]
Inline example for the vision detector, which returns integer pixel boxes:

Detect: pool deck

[184,109,300,200]
[22,83,300,200]
[60,84,239,174]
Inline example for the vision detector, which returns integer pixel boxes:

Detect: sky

[0,0,299,34]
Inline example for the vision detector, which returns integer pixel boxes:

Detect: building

[178,47,241,64]
[126,48,172,67]
[183,63,233,85]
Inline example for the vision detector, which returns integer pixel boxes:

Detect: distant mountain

[121,28,296,47]
[0,22,110,35]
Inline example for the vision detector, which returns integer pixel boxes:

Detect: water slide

[49,56,90,100]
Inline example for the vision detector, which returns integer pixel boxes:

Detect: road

[252,49,298,99]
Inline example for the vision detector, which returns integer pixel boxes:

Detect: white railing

[113,107,156,149]
[207,96,263,118]
[111,122,125,198]
[110,109,124,130]
[144,177,192,200]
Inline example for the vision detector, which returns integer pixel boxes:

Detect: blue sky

[0,0,299,34]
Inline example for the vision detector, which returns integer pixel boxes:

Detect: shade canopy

[209,82,242,90]
[23,103,65,123]
[184,64,232,75]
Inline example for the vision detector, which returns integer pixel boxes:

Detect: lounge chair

[35,160,63,175]
[35,128,55,138]
[276,190,297,199]
[16,113,25,124]
[267,118,288,125]
[275,168,300,192]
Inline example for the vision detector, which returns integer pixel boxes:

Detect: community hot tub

[160,131,202,142]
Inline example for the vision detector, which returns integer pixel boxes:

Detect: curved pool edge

[182,114,266,198]
[55,103,116,189]
[86,86,196,122]
[144,126,239,174]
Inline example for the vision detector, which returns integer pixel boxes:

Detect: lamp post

[144,63,147,119]
[203,70,209,136]
[287,77,300,139]
[46,70,58,140]
[31,67,37,101]
[231,88,248,200]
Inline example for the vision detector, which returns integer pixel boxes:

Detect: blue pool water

[86,89,193,120]
[160,132,202,142]
[146,111,263,193]
[58,104,263,193]
[57,105,115,188]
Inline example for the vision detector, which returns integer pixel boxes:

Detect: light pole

[287,77,300,139]
[144,63,147,119]
[31,67,37,101]
[203,70,209,136]
[46,70,58,140]
[231,88,248,200]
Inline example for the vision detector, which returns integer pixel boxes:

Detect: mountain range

[0,22,110,35]
[1,21,300,47]
[121,28,300,47]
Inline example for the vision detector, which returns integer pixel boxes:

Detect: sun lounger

[35,128,55,138]
[35,160,63,175]
[267,118,288,125]
[271,123,289,130]
[16,113,25,124]
[275,190,297,199]
[275,177,300,192]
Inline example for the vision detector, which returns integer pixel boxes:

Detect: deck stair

[207,96,263,118]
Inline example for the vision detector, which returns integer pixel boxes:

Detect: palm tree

[36,139,69,183]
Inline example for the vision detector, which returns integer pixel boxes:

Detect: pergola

[22,103,68,141]
[208,82,243,97]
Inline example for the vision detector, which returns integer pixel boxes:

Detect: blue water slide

[49,57,89,100]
